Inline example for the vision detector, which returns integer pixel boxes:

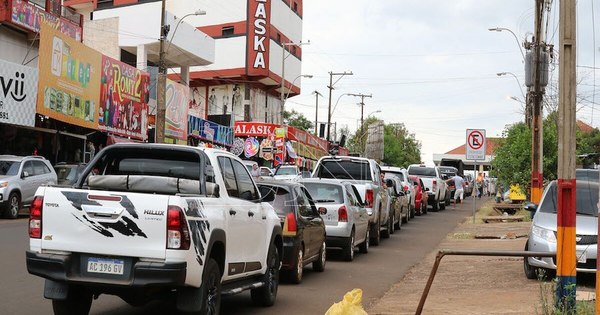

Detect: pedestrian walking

[447,174,465,203]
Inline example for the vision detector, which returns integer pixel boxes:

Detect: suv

[0,155,57,219]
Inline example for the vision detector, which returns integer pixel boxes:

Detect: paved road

[0,199,478,314]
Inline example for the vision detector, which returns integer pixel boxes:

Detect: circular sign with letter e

[466,129,486,160]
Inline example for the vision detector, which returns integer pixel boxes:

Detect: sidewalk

[366,201,558,315]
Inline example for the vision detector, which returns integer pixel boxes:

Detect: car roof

[381,166,405,172]
[298,178,345,186]
[0,155,47,162]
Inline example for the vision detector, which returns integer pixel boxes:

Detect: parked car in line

[312,156,391,246]
[273,164,302,181]
[438,166,458,199]
[54,162,86,186]
[463,173,474,197]
[524,170,598,279]
[407,164,449,211]
[383,174,409,226]
[300,178,370,261]
[409,175,428,215]
[257,180,326,283]
[381,166,415,218]
[0,155,57,219]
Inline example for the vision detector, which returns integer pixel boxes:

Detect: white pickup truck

[407,164,449,211]
[26,143,283,314]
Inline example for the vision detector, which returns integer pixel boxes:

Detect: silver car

[524,171,599,278]
[300,178,370,261]
[0,155,57,219]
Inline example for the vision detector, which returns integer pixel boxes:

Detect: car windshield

[0,161,20,176]
[316,160,372,181]
[276,166,297,176]
[538,180,599,216]
[303,182,343,203]
[408,167,436,177]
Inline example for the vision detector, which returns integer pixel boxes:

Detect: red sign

[468,130,484,150]
[234,121,278,137]
[246,0,270,76]
[98,56,150,140]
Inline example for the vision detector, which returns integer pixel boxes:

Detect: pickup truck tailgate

[40,187,169,260]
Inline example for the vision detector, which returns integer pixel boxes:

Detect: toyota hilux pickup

[407,164,449,211]
[26,143,283,314]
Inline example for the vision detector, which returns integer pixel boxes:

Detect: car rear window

[302,182,344,203]
[259,185,294,216]
[408,167,436,177]
[538,181,599,216]
[316,160,372,181]
[55,166,78,182]
[0,161,20,176]
[276,166,297,176]
[385,171,404,182]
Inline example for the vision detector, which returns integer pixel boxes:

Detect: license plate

[576,250,587,263]
[87,257,124,275]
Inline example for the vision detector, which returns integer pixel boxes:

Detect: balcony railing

[1,0,83,41]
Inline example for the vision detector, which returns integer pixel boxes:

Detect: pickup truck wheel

[51,285,92,315]
[358,228,369,254]
[199,258,221,315]
[370,218,380,246]
[4,192,20,219]
[312,240,326,272]
[381,217,390,239]
[251,245,279,306]
[287,248,303,284]
[342,230,355,261]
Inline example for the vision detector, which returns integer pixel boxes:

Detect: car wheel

[358,228,369,254]
[287,247,303,284]
[5,192,20,219]
[342,230,355,261]
[312,241,326,272]
[394,210,401,230]
[410,204,415,218]
[197,258,222,315]
[381,215,391,239]
[251,245,279,306]
[370,218,381,246]
[51,285,93,315]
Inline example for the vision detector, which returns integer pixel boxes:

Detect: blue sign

[188,116,233,146]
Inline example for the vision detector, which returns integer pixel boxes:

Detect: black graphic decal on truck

[186,199,211,265]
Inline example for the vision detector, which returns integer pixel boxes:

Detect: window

[297,187,316,217]
[345,185,357,206]
[261,185,293,216]
[32,161,50,176]
[0,161,20,176]
[408,167,436,177]
[303,182,343,203]
[22,161,34,177]
[232,160,258,200]
[218,157,238,198]
[316,159,372,181]
[222,26,234,36]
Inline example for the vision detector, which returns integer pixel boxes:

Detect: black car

[257,180,326,284]
[53,162,86,186]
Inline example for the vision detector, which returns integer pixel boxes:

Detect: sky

[288,0,600,163]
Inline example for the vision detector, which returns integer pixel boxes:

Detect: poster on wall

[165,79,189,140]
[10,0,82,41]
[0,59,38,127]
[37,22,101,130]
[98,56,150,140]
[207,85,231,116]
[189,86,205,118]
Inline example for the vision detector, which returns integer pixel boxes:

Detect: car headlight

[0,182,7,188]
[531,225,557,243]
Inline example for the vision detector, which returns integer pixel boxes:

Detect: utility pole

[326,71,353,141]
[557,0,577,311]
[155,0,168,143]
[348,93,372,136]
[313,91,322,136]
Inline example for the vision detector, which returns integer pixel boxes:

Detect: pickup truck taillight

[29,196,43,239]
[365,189,374,208]
[338,205,348,222]
[167,206,190,250]
[432,180,437,193]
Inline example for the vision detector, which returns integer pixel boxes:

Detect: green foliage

[283,109,313,131]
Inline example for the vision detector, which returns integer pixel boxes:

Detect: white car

[273,164,301,181]
[381,166,416,219]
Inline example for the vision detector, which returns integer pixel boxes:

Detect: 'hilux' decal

[62,191,147,238]
[186,199,210,265]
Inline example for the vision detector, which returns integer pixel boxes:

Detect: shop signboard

[164,79,189,140]
[189,116,233,146]
[10,0,82,41]
[0,59,38,127]
[246,0,271,76]
[37,22,101,130]
[274,127,286,166]
[234,121,278,137]
[98,56,149,140]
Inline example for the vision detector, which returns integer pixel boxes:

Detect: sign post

[466,129,486,223]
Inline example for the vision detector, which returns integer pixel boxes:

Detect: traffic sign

[466,129,486,160]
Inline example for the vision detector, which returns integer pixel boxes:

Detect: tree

[283,110,313,131]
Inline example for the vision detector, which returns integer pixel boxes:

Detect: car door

[19,161,36,204]
[297,186,323,260]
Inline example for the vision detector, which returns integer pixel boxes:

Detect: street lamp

[367,109,381,117]
[327,71,353,141]
[280,40,310,123]
[488,27,525,60]
[331,93,351,117]
[284,74,313,101]
[496,72,526,99]
[166,9,206,54]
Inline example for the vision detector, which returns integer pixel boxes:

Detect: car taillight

[284,212,297,236]
[365,189,374,208]
[338,205,348,222]
[432,180,437,192]
[167,205,190,250]
[29,196,43,239]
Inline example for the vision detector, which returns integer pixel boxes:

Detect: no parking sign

[466,129,486,161]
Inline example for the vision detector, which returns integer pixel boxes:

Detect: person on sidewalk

[447,174,465,204]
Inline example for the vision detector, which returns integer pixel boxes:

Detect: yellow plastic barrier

[325,288,368,315]
[508,184,526,202]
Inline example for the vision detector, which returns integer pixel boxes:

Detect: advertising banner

[0,59,38,127]
[37,23,101,130]
[98,56,149,140]
[189,86,205,118]
[189,116,233,146]
[246,0,271,76]
[234,121,279,137]
[164,79,189,140]
[10,0,82,41]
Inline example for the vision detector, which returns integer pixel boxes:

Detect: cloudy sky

[288,0,600,162]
